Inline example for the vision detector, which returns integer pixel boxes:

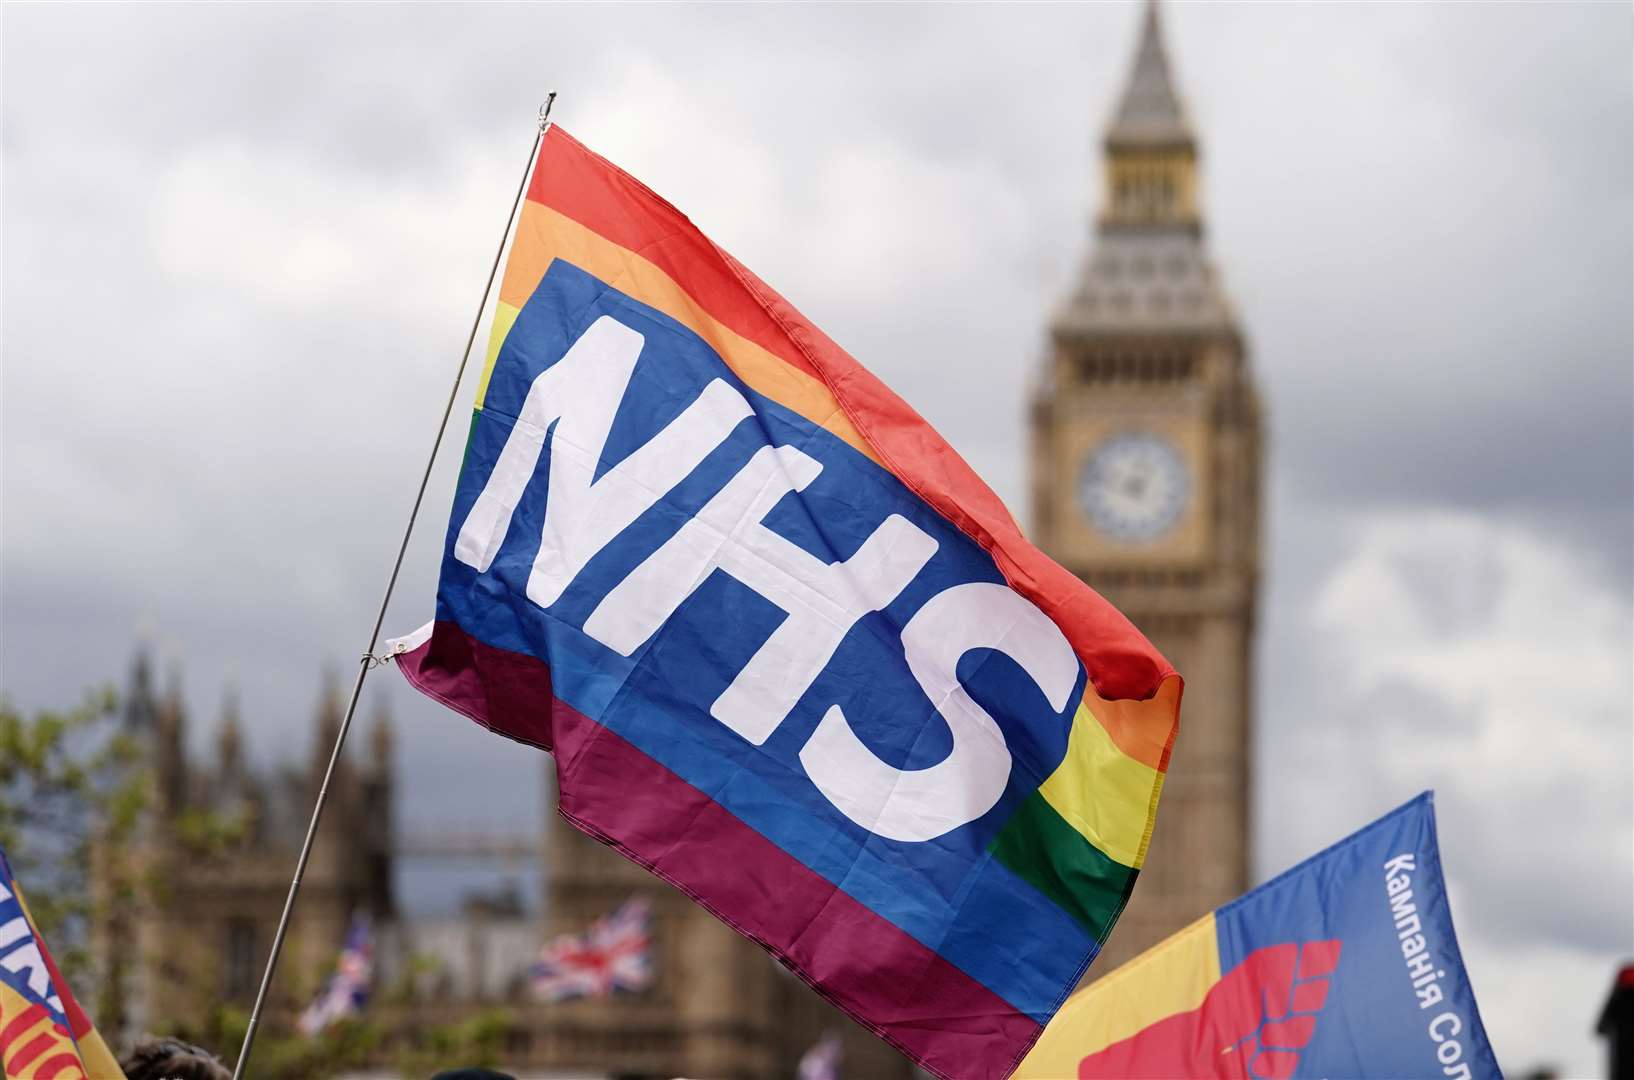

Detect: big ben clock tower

[1032,0,1262,973]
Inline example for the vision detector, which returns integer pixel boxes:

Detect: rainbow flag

[1016,793,1499,1079]
[0,846,125,1080]
[392,125,1181,1079]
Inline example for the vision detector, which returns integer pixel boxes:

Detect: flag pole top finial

[539,93,558,133]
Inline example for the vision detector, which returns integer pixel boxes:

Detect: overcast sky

[3,2,1630,1074]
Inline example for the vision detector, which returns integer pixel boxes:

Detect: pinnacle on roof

[219,688,243,771]
[1107,0,1192,148]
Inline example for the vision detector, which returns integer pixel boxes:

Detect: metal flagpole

[231,94,556,1079]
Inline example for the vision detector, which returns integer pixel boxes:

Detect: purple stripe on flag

[396,622,1043,1080]
[396,620,555,751]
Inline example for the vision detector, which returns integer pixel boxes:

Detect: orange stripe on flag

[1083,673,1181,773]
[491,199,880,464]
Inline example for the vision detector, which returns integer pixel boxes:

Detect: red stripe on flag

[0,1001,49,1050]
[27,904,98,1040]
[7,1029,58,1074]
[34,1052,89,1080]
[529,130,825,385]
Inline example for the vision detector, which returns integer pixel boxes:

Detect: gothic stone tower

[92,654,395,1041]
[1031,0,1262,974]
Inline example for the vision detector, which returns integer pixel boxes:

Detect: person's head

[119,1037,231,1080]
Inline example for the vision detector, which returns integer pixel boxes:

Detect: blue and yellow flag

[1017,793,1499,1079]
[0,847,124,1079]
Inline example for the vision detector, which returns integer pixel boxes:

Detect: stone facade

[93,652,394,1041]
[1031,0,1262,976]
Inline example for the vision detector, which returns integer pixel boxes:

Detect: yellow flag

[1,847,125,1079]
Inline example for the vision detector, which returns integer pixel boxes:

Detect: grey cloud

[3,4,1630,1075]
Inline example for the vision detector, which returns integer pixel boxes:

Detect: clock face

[1077,433,1191,541]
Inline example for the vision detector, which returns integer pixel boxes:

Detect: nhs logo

[438,262,1081,846]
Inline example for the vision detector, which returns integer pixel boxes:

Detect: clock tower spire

[1103,0,1200,230]
[1030,0,1263,975]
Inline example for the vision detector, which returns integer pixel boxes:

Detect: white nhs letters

[455,315,1076,841]
[454,316,753,607]
[802,582,1076,842]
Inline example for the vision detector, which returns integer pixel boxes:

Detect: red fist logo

[1079,940,1342,1079]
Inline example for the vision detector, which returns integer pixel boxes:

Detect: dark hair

[119,1037,232,1080]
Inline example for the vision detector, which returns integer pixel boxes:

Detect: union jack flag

[298,915,372,1036]
[531,896,653,1002]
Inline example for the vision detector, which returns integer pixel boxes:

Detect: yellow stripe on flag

[1039,700,1164,868]
[473,300,522,412]
[1012,912,1221,1076]
[74,1026,125,1079]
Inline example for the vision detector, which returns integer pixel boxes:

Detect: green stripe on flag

[462,408,481,468]
[989,791,1139,943]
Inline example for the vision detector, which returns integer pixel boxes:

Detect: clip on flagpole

[231,94,556,1080]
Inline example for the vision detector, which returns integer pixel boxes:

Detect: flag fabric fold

[1015,792,1500,1079]
[0,846,125,1080]
[392,125,1181,1080]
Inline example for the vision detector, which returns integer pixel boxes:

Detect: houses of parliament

[94,4,1260,1075]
